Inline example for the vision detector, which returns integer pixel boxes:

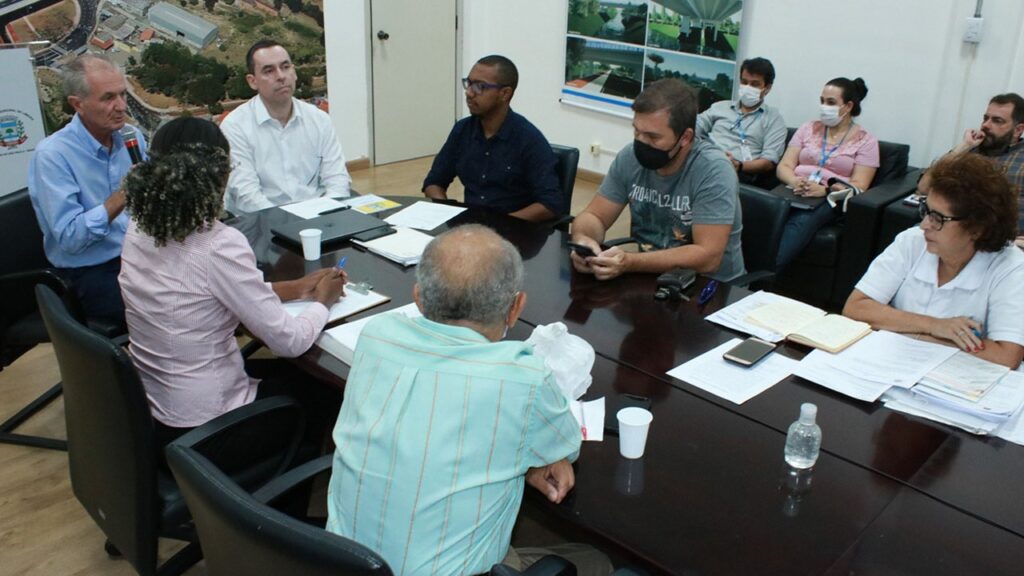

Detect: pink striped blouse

[119,220,328,427]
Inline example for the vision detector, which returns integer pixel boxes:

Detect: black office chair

[728,184,791,288]
[36,284,307,576]
[167,448,578,576]
[0,188,83,451]
[550,144,580,231]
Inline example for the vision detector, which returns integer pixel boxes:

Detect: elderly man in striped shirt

[326,224,610,576]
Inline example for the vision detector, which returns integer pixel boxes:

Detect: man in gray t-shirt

[571,79,745,282]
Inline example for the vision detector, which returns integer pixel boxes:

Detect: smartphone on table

[723,337,776,367]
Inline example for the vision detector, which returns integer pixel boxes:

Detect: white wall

[324,1,371,162]
[327,0,1024,171]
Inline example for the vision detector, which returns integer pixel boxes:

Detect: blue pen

[697,279,718,306]
[335,256,348,270]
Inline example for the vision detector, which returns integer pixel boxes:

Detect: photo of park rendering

[647,0,742,60]
[564,36,645,101]
[567,0,649,46]
[644,48,734,110]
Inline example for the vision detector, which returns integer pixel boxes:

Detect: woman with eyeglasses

[843,153,1024,369]
[775,77,879,268]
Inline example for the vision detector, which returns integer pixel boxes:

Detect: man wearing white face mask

[696,57,787,185]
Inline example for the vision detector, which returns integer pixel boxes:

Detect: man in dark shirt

[422,55,564,222]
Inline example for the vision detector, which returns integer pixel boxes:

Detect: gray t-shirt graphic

[599,139,745,281]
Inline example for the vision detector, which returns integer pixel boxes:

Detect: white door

[370,0,458,165]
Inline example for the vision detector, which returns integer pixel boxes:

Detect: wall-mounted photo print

[647,0,742,61]
[567,0,649,46]
[562,0,743,117]
[644,48,735,111]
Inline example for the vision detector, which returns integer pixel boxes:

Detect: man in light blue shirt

[327,225,585,576]
[695,57,787,187]
[28,54,146,324]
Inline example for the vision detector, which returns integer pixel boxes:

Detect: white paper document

[279,197,348,219]
[570,398,605,442]
[666,338,798,405]
[338,194,402,214]
[318,303,422,365]
[826,331,957,388]
[704,291,787,343]
[793,349,893,402]
[352,226,433,266]
[281,284,390,324]
[384,201,466,230]
[918,352,1010,402]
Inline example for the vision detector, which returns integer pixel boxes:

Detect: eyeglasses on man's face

[462,78,506,95]
[918,198,966,231]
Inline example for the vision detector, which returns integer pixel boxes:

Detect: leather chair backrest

[870,140,910,187]
[0,188,49,276]
[166,444,393,576]
[550,144,579,217]
[738,184,790,274]
[36,284,161,576]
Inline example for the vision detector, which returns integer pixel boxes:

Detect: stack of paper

[352,226,433,266]
[666,338,799,404]
[705,291,788,343]
[793,331,957,402]
[884,371,1024,436]
[318,303,421,365]
[917,352,1010,402]
[384,201,466,230]
[279,197,348,219]
[281,284,390,323]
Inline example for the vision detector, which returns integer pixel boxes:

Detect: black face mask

[633,137,682,170]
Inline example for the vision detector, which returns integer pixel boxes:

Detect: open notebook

[745,299,872,353]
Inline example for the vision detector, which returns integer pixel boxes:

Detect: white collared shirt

[221,96,351,214]
[856,227,1024,346]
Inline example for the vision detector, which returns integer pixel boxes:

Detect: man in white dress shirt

[221,39,351,214]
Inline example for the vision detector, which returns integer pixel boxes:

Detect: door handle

[377,30,390,41]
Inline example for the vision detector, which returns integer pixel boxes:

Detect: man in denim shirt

[422,55,563,222]
[28,54,146,325]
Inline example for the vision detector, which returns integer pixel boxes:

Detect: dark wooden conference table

[229,200,1024,575]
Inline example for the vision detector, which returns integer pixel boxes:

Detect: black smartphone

[604,394,652,434]
[722,337,776,367]
[567,241,596,258]
[352,226,397,242]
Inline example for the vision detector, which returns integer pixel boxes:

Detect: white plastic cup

[299,228,322,260]
[617,407,653,459]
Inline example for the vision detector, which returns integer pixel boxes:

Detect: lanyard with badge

[731,108,763,162]
[810,126,849,183]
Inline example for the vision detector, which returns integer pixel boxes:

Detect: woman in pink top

[119,118,346,449]
[775,77,880,268]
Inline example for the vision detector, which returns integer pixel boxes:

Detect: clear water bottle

[784,403,821,469]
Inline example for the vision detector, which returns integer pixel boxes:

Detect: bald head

[415,224,524,329]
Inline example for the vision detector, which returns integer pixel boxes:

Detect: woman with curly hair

[119,117,347,446]
[844,152,1024,369]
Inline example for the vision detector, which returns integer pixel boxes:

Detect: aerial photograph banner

[563,0,743,118]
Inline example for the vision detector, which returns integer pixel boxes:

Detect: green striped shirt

[326,313,581,576]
